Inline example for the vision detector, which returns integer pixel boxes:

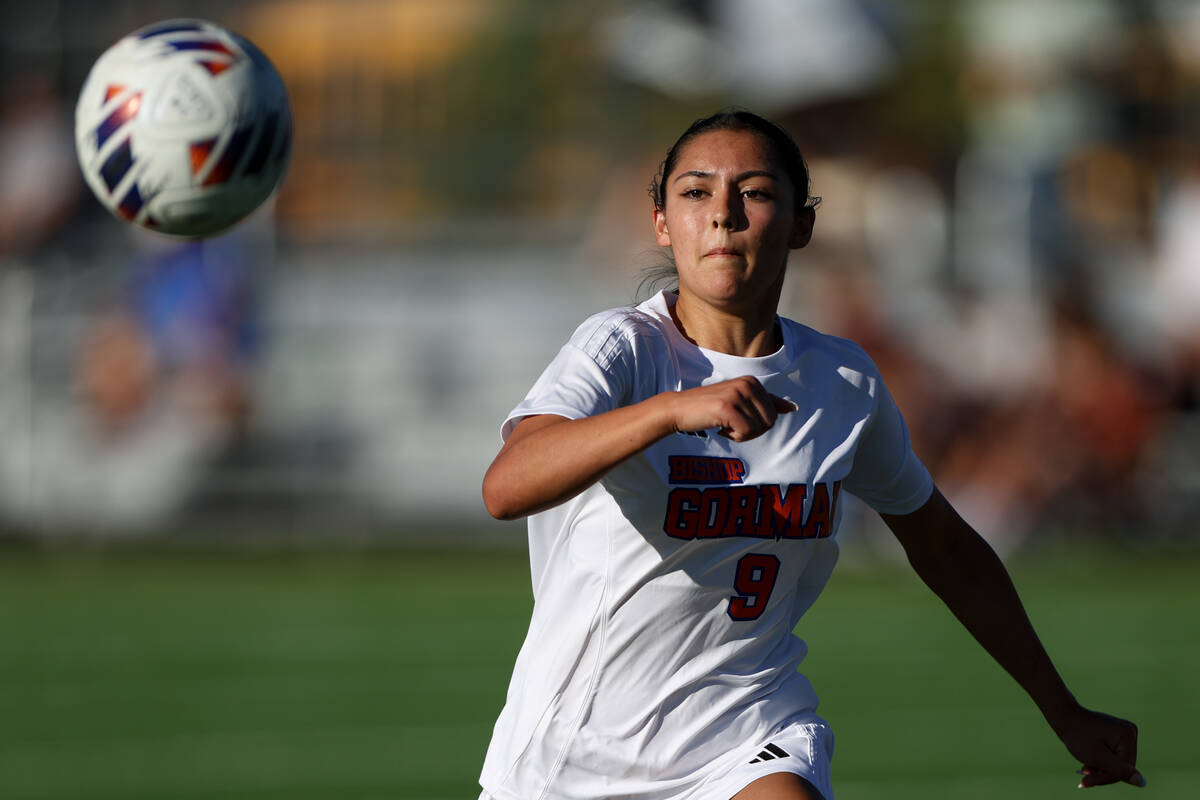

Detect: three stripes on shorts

[748,743,791,764]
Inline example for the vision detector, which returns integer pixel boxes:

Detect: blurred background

[3,0,1199,549]
[2,2,1198,799]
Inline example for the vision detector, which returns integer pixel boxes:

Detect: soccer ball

[75,19,292,238]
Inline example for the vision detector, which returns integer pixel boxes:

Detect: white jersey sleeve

[841,359,933,515]
[500,309,662,440]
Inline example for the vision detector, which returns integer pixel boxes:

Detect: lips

[705,247,743,257]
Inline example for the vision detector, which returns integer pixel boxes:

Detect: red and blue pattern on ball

[93,88,145,221]
[137,19,242,75]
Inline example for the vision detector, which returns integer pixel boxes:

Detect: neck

[669,293,782,357]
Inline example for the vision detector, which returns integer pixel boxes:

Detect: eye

[680,188,707,200]
[742,188,773,201]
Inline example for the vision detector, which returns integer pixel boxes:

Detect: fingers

[718,379,789,442]
[1078,767,1146,788]
[1074,717,1143,789]
[771,394,799,414]
[673,378,796,441]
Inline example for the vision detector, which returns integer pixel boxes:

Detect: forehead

[672,128,780,176]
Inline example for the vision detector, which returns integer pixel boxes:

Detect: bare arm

[882,488,1144,788]
[482,376,794,520]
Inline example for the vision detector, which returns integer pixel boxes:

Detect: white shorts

[690,718,835,800]
[478,717,834,800]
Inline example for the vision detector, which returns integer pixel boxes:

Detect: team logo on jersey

[668,455,746,485]
[663,481,841,540]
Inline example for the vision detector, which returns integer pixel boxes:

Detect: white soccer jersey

[480,291,933,800]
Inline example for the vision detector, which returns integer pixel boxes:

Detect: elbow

[482,474,525,521]
[484,497,523,522]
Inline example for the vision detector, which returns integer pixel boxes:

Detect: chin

[706,275,759,299]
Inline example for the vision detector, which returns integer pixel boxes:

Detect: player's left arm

[881,487,1145,789]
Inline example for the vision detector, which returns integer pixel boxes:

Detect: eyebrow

[672,169,780,184]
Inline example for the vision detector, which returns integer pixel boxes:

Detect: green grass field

[0,543,1194,800]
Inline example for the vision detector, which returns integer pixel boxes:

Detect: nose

[712,186,740,230]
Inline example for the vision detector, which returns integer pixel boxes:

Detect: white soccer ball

[75,19,292,237]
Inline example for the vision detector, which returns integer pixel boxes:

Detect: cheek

[756,212,796,246]
[665,211,701,246]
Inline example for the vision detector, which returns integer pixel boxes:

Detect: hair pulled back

[649,109,820,213]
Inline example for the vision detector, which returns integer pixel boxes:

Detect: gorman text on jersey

[663,455,842,541]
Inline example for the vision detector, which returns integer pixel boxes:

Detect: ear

[653,206,671,247]
[789,206,814,249]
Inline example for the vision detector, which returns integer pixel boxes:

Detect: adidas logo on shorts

[748,743,791,764]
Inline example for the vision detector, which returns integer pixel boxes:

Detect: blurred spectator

[78,310,157,435]
[0,234,260,532]
[0,69,79,256]
[123,236,259,436]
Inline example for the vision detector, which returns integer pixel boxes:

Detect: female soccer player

[478,110,1142,800]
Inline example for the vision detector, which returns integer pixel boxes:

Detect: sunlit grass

[0,543,1191,799]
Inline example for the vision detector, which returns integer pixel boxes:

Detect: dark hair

[649,109,820,213]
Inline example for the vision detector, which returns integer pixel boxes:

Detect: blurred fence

[2,0,1199,545]
[1,235,638,537]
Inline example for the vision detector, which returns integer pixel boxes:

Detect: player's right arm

[482,377,793,520]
